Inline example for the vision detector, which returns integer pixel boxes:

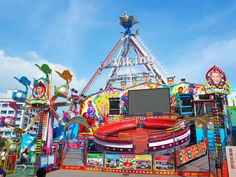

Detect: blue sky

[1,0,236,96]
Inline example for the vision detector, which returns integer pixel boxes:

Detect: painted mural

[80,82,208,126]
[169,83,205,113]
[80,83,165,127]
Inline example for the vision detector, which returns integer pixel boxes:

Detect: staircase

[132,128,149,154]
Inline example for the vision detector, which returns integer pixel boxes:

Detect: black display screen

[128,88,170,115]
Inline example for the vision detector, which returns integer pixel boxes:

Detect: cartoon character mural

[169,83,205,113]
[29,64,52,105]
[80,82,208,119]
[81,88,121,126]
[87,100,96,119]
[30,80,48,104]
[93,89,120,120]
[34,81,46,99]
[121,92,128,115]
[80,83,164,123]
[67,124,78,139]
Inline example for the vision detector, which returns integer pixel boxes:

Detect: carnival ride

[94,118,190,154]
[74,12,231,176]
[0,63,90,173]
[0,12,233,177]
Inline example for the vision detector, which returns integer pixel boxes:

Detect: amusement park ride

[0,12,235,177]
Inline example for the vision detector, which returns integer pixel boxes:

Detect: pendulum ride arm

[129,36,167,84]
[79,37,125,98]
[104,35,131,89]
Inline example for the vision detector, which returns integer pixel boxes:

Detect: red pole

[217,168,222,177]
[222,160,229,177]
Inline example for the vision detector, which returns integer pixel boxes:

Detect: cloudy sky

[1,0,236,97]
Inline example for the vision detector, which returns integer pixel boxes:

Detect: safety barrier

[2,154,17,174]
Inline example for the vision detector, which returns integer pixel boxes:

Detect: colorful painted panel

[66,141,84,151]
[80,83,166,124]
[29,79,48,105]
[86,153,104,168]
[154,155,175,171]
[176,139,207,167]
[135,155,152,170]
[48,154,55,165]
[28,151,36,164]
[40,156,48,167]
[20,134,37,152]
[169,83,205,113]
[80,82,208,122]
[105,154,120,169]
[119,154,136,169]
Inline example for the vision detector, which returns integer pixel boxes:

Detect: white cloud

[168,37,236,85]
[0,50,86,96]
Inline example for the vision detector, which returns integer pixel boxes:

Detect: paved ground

[47,170,181,177]
[178,155,209,172]
[63,151,84,166]
[7,165,35,177]
[6,155,210,177]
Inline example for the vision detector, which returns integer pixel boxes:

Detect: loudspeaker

[109,98,120,115]
[182,99,192,106]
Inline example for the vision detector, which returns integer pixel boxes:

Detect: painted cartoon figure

[121,94,128,114]
[188,84,195,94]
[174,87,184,113]
[87,100,96,119]
[33,81,46,99]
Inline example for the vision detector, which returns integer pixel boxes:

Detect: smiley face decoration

[205,65,230,95]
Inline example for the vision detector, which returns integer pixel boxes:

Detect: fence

[1,154,17,174]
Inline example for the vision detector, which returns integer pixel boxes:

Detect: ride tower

[79,12,170,98]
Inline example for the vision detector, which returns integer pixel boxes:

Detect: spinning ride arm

[50,108,64,124]
[23,111,48,132]
[79,37,125,98]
